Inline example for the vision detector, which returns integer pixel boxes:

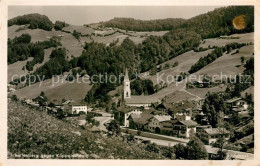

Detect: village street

[94,111,113,132]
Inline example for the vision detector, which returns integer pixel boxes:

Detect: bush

[146,143,159,153]
[11,95,18,101]
[107,120,121,136]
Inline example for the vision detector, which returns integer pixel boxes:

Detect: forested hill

[8,13,53,31]
[102,6,254,38]
[101,18,185,31]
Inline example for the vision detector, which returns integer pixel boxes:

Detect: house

[147,115,172,133]
[160,120,177,136]
[226,97,249,113]
[173,120,198,138]
[64,101,88,115]
[174,108,192,121]
[162,100,197,116]
[199,128,230,145]
[115,106,143,127]
[128,110,154,130]
[155,103,169,115]
[123,69,160,108]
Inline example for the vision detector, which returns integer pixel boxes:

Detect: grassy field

[8,100,166,159]
[192,45,254,78]
[14,76,93,103]
[199,33,253,48]
[62,25,94,35]
[8,57,33,82]
[8,25,84,58]
[140,49,213,85]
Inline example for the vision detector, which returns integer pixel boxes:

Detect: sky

[8,6,223,25]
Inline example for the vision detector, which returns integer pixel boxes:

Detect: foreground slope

[8,100,164,159]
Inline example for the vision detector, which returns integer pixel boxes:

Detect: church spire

[124,68,129,81]
[123,68,131,99]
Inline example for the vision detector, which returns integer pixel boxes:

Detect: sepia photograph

[1,0,259,165]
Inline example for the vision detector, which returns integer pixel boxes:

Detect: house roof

[134,113,154,125]
[156,103,167,109]
[128,114,141,120]
[163,101,197,114]
[175,120,198,127]
[204,128,229,135]
[226,97,243,103]
[117,106,141,113]
[125,95,160,104]
[241,86,254,101]
[153,115,172,122]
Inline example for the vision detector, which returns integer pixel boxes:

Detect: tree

[56,108,65,119]
[174,143,188,159]
[11,95,18,101]
[186,136,208,160]
[202,92,228,127]
[107,120,121,136]
[240,56,245,64]
[137,130,142,136]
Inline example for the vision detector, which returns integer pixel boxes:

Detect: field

[139,49,213,84]
[199,33,254,48]
[192,45,254,79]
[14,76,93,102]
[8,25,84,58]
[8,57,33,82]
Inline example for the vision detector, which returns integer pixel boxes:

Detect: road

[94,111,113,132]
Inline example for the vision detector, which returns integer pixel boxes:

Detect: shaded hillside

[103,6,254,38]
[8,100,165,159]
[102,17,185,31]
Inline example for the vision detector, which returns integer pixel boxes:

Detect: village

[8,68,254,160]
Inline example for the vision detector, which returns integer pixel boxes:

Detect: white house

[199,128,230,145]
[173,120,198,138]
[65,101,88,115]
[226,97,249,113]
[71,105,87,114]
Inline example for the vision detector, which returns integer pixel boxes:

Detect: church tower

[123,68,131,99]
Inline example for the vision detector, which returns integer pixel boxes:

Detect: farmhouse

[115,106,143,127]
[147,115,172,133]
[226,97,249,113]
[160,120,177,136]
[64,101,88,115]
[173,120,198,138]
[128,110,154,130]
[199,128,230,145]
[123,69,160,108]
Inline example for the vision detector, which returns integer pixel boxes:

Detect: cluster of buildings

[22,98,88,116]
[114,69,252,145]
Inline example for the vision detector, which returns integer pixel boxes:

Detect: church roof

[117,106,141,113]
[124,68,129,82]
[125,95,160,104]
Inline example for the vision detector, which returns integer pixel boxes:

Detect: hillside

[8,100,167,159]
[102,17,185,31]
[8,6,254,106]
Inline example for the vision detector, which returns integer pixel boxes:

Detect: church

[122,69,160,108]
